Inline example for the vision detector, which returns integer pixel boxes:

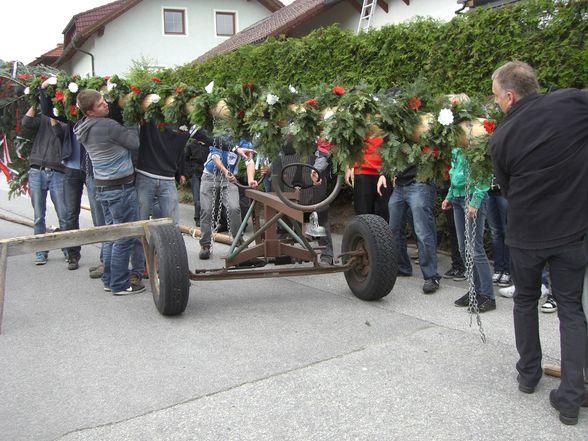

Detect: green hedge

[166,0,587,94]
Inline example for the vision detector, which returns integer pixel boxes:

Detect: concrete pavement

[0,181,585,440]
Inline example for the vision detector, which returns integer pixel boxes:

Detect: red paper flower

[236,110,245,119]
[151,77,161,83]
[157,122,167,129]
[243,82,254,91]
[305,98,317,106]
[18,74,29,80]
[102,76,111,81]
[175,87,182,94]
[333,86,345,95]
[39,75,49,81]
[131,85,141,94]
[483,120,495,134]
[69,105,77,116]
[452,100,459,107]
[409,97,422,111]
[422,146,440,158]
[55,90,65,101]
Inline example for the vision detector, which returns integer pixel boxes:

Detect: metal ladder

[356,0,376,34]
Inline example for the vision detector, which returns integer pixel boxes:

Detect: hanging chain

[463,122,486,343]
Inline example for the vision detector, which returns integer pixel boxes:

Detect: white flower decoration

[437,108,454,126]
[53,108,59,117]
[323,110,334,120]
[151,94,161,104]
[47,76,57,85]
[107,83,117,91]
[179,125,188,132]
[24,87,30,95]
[68,82,79,93]
[266,94,279,105]
[205,80,214,94]
[288,85,298,94]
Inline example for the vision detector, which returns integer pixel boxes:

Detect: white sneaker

[498,285,516,298]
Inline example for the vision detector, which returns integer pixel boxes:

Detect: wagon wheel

[146,223,190,315]
[341,215,398,300]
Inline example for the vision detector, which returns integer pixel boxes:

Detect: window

[216,12,235,37]
[163,9,185,35]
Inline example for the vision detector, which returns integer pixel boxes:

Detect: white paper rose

[24,87,30,95]
[53,108,59,117]
[151,94,161,104]
[47,76,57,85]
[437,108,454,126]
[288,85,298,94]
[68,82,79,93]
[323,110,334,120]
[107,83,117,91]
[266,94,279,105]
[205,81,214,94]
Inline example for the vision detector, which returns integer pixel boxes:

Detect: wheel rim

[349,236,370,282]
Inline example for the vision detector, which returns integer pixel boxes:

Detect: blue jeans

[63,167,85,260]
[135,173,179,224]
[191,172,202,224]
[452,196,494,299]
[28,167,66,259]
[486,193,510,273]
[388,182,440,280]
[96,184,139,292]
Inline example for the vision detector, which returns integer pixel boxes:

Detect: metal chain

[463,122,487,343]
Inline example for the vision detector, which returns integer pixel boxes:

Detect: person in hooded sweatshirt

[73,89,145,296]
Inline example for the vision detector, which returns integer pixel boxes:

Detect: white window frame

[214,10,238,38]
[162,7,188,37]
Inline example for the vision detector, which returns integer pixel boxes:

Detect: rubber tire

[342,214,398,301]
[148,224,190,315]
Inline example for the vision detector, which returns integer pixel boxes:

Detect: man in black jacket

[490,61,588,425]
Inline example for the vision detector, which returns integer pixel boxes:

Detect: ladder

[356,0,376,34]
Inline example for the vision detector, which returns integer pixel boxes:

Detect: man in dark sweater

[490,61,588,425]
[21,105,67,266]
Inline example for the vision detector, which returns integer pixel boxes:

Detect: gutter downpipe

[72,38,95,76]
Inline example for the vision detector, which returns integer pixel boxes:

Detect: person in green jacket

[442,147,495,312]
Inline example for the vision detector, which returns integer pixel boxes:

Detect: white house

[198,0,465,62]
[50,0,284,76]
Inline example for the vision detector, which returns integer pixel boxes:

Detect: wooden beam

[0,218,175,258]
[378,0,389,13]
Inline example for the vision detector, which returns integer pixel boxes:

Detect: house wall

[66,0,274,76]
[290,0,459,38]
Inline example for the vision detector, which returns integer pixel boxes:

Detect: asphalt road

[0,181,585,440]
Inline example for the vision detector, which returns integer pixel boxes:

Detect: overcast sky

[1,0,295,65]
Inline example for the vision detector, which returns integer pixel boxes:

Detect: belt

[96,182,135,191]
[31,165,63,173]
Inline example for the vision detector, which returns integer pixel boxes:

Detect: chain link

[463,122,487,343]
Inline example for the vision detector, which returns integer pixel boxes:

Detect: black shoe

[422,279,439,294]
[67,256,80,270]
[474,295,496,313]
[454,292,472,307]
[443,267,464,279]
[199,245,211,260]
[517,374,535,394]
[113,284,146,296]
[452,270,466,282]
[549,389,579,425]
[398,271,412,277]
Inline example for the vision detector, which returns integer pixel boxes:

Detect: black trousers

[353,174,392,222]
[510,236,588,414]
